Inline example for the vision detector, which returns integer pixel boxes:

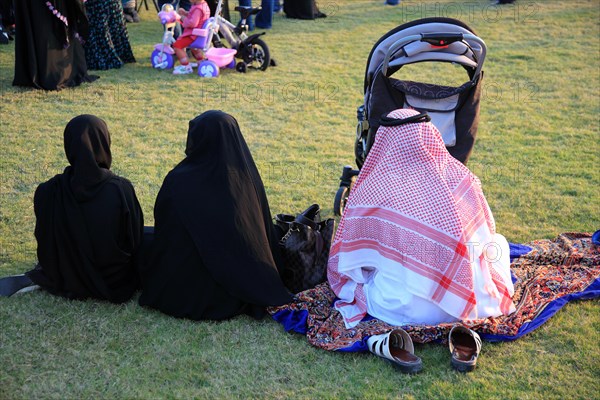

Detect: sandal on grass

[367,328,423,374]
[449,325,482,372]
[0,274,37,297]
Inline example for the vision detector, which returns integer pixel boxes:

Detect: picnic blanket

[268,233,600,352]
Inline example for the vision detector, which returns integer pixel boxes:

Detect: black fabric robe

[138,110,292,320]
[283,0,326,20]
[13,0,96,90]
[27,115,143,303]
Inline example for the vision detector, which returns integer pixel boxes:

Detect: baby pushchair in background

[334,17,487,215]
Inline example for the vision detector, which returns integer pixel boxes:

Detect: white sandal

[449,325,482,372]
[367,328,423,373]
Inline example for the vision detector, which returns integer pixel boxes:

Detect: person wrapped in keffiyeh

[328,109,516,328]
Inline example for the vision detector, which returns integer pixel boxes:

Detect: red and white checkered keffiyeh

[328,109,515,328]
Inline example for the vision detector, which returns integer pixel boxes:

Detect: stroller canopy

[364,17,485,91]
[361,17,487,164]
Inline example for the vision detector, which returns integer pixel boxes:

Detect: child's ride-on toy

[150,3,237,77]
[206,0,271,73]
[150,0,271,77]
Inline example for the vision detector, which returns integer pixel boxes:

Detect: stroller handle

[382,33,487,84]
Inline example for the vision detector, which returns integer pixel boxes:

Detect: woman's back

[138,111,292,320]
[28,115,143,303]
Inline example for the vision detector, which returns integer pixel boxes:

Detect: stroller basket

[335,17,487,216]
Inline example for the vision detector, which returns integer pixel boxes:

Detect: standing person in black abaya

[0,115,144,302]
[138,110,292,320]
[13,0,97,90]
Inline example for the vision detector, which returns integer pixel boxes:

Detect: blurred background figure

[122,0,140,22]
[283,0,326,20]
[238,0,274,30]
[84,0,136,70]
[0,0,15,43]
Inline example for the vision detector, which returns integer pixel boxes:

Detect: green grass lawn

[1,1,599,398]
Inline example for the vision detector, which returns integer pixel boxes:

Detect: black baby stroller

[333,17,487,216]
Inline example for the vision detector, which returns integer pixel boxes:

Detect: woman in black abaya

[138,110,292,320]
[24,115,144,303]
[13,0,96,90]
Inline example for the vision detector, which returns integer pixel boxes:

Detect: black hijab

[27,115,143,303]
[139,111,292,320]
[63,114,114,200]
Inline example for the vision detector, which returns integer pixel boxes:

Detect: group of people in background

[122,0,141,23]
[0,0,523,48]
[6,0,326,90]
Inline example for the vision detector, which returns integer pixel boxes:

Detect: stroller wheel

[333,186,350,217]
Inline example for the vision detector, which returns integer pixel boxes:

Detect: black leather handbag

[275,204,335,294]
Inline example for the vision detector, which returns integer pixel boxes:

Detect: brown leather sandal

[449,325,482,372]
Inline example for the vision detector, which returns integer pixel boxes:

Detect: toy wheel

[151,50,174,69]
[198,60,220,78]
[245,38,270,71]
[236,62,247,73]
[333,186,350,217]
[227,59,236,69]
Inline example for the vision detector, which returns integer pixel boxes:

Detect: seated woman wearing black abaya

[4,115,144,303]
[138,110,292,320]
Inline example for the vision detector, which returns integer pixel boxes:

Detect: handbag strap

[314,230,324,256]
[295,204,321,229]
[300,204,321,222]
[295,213,318,230]
[275,213,295,224]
